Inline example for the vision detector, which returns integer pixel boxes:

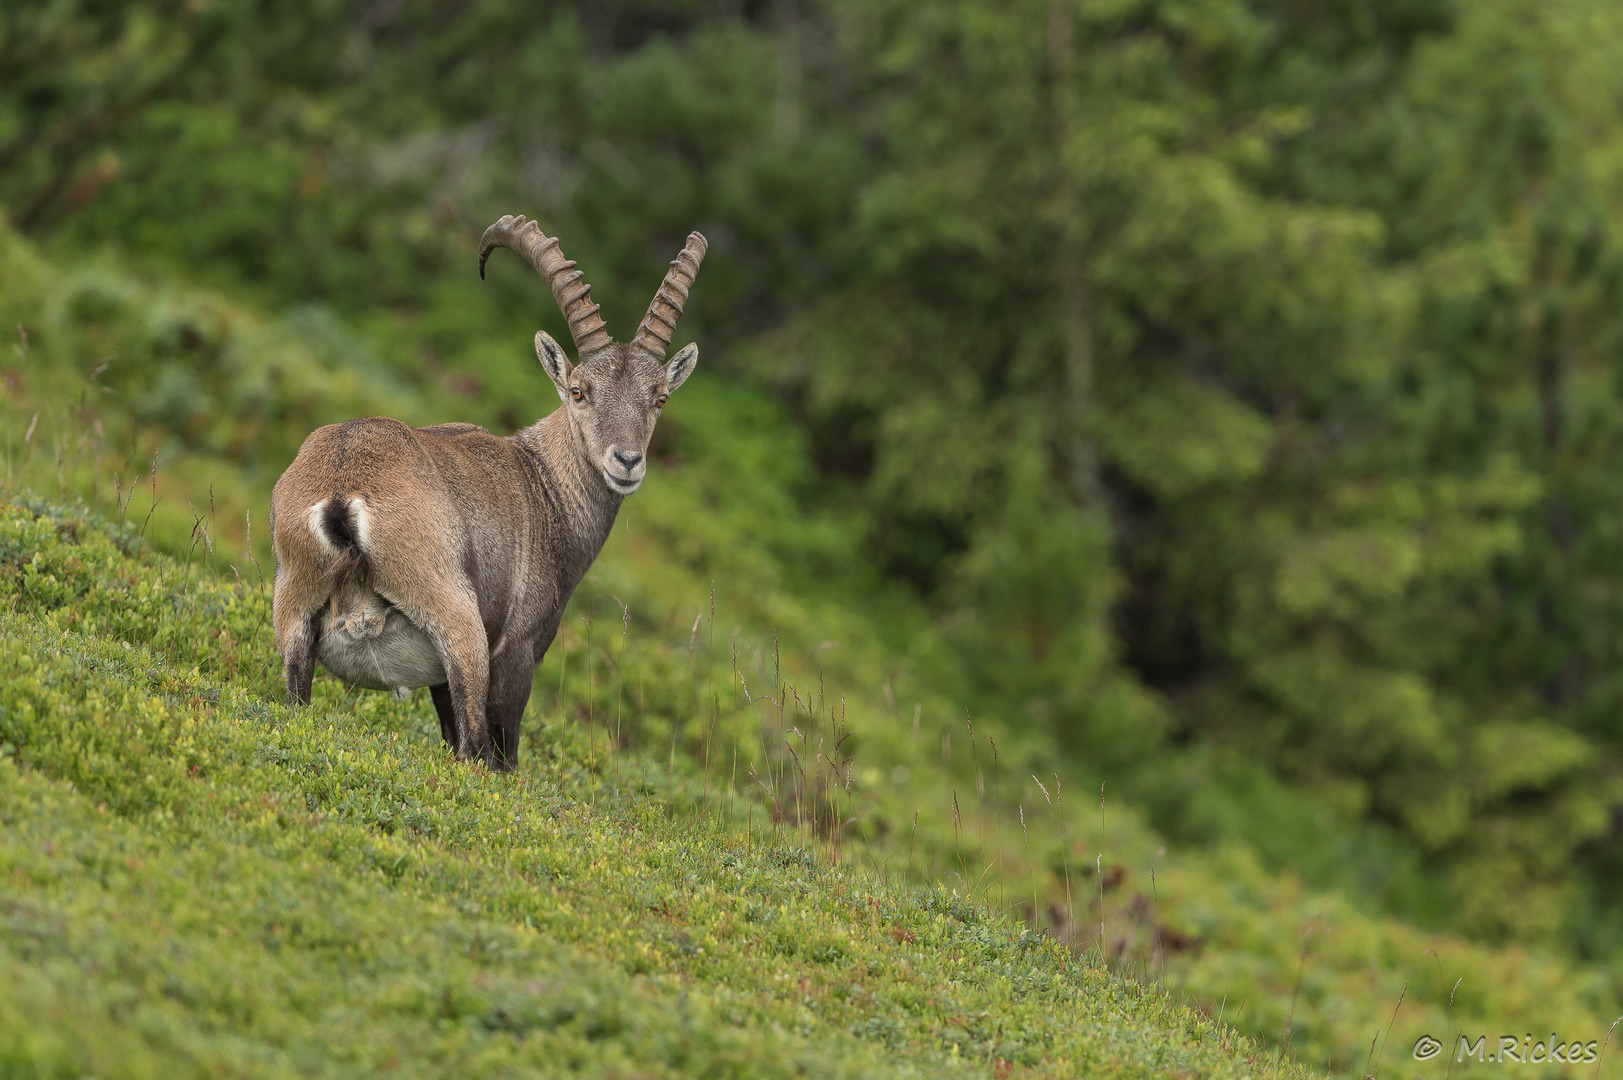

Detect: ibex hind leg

[282,618,319,707]
[269,493,346,707]
[271,556,326,707]
[442,658,493,767]
[429,683,457,750]
[357,493,491,764]
[398,592,491,766]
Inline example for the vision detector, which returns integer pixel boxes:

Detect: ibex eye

[570,387,584,402]
[656,394,668,407]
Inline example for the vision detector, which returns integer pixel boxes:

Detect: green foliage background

[6,0,1623,1012]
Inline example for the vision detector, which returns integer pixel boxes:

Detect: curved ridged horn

[630,232,708,358]
[479,215,613,358]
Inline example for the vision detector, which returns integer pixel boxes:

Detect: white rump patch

[305,502,338,555]
[305,496,371,554]
[349,497,371,548]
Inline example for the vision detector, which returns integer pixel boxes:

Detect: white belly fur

[316,606,445,694]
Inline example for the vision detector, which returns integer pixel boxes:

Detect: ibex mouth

[602,469,643,496]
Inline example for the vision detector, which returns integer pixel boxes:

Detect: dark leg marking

[429,682,457,750]
[486,656,534,772]
[283,619,318,707]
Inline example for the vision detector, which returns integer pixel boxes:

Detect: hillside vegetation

[1,495,1314,1078]
[3,388,1620,1074]
[8,0,1623,1074]
[8,0,1623,954]
[2,489,1619,1078]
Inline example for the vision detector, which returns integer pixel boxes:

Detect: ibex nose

[613,449,644,470]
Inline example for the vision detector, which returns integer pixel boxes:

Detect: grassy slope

[4,224,1622,1076]
[0,498,1297,1079]
[3,503,1620,1080]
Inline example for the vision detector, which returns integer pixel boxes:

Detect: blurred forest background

[6,0,1623,979]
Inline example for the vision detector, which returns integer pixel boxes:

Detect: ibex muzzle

[269,216,706,769]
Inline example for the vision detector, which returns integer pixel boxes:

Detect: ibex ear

[535,331,573,401]
[664,342,698,394]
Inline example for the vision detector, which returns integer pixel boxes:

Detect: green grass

[0,495,1305,1078]
[5,218,1623,1077]
[4,493,1621,1080]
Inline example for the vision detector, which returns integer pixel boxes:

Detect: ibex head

[479,215,707,496]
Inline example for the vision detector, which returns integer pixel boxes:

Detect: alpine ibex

[269,215,706,769]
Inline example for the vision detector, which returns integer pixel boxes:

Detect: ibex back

[269,216,706,768]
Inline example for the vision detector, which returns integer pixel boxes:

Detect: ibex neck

[515,410,622,567]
